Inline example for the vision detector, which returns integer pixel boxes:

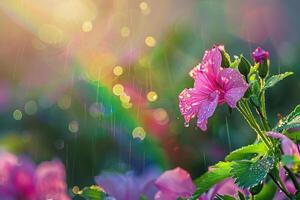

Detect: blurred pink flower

[266,132,300,158]
[36,160,70,200]
[10,159,36,200]
[0,151,69,200]
[154,167,195,200]
[179,46,248,131]
[199,178,245,200]
[95,168,160,200]
[274,167,299,200]
[252,47,269,63]
[0,151,18,198]
[267,132,300,199]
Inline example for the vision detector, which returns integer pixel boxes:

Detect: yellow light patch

[13,109,22,120]
[145,36,156,47]
[147,91,158,102]
[112,84,124,96]
[82,21,93,32]
[113,66,123,76]
[121,26,130,37]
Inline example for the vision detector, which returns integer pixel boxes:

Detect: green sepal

[258,58,269,79]
[220,48,231,68]
[238,55,251,78]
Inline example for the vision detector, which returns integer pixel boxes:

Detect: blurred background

[0,0,299,189]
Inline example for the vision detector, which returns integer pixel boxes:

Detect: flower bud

[218,45,231,68]
[252,47,270,79]
[250,181,263,195]
[258,58,269,79]
[238,55,251,77]
[252,47,269,63]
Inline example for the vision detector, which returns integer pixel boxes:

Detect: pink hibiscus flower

[199,178,246,200]
[154,167,195,200]
[179,46,248,131]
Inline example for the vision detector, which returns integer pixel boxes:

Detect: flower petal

[36,160,70,200]
[178,88,207,124]
[196,91,219,131]
[206,178,242,199]
[155,167,195,198]
[218,68,248,108]
[95,172,133,200]
[190,47,221,80]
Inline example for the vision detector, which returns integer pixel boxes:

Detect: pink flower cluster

[96,166,243,200]
[0,150,70,200]
[179,46,248,131]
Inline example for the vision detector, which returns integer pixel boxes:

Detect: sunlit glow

[145,36,156,47]
[112,84,124,96]
[121,26,130,37]
[54,0,97,24]
[82,21,93,32]
[72,186,80,194]
[122,101,133,109]
[120,93,130,103]
[132,126,146,140]
[147,91,158,102]
[68,121,79,133]
[13,109,22,120]
[153,108,169,125]
[38,24,65,45]
[113,66,123,76]
[57,95,72,110]
[24,100,38,115]
[139,2,151,15]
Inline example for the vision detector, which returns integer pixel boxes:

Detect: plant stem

[268,173,293,200]
[284,166,300,191]
[237,101,272,150]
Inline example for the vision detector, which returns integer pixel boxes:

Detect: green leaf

[255,180,276,200]
[74,185,105,200]
[284,130,300,142]
[225,142,267,162]
[192,162,233,199]
[231,156,274,189]
[214,194,236,200]
[264,72,293,90]
[274,104,300,131]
